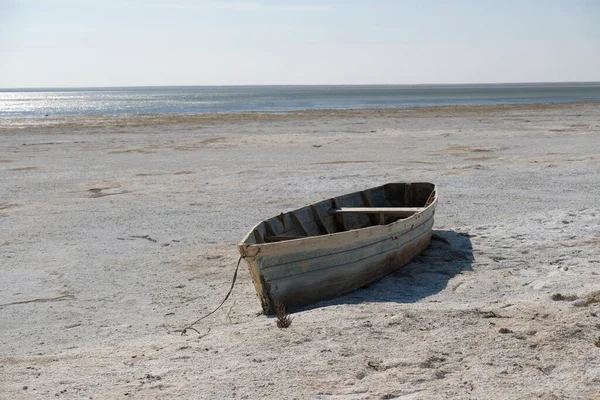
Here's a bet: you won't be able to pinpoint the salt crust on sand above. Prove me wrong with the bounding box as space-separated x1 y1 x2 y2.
1 104 599 399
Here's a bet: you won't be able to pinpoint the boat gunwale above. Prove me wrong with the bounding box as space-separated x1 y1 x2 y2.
238 184 437 252
260 211 436 273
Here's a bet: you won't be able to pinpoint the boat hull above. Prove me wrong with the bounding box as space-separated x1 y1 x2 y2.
238 185 436 313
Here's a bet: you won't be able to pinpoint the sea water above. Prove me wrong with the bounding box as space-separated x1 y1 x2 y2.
1 83 599 119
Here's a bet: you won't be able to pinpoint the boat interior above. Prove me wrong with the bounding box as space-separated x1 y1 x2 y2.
244 182 436 244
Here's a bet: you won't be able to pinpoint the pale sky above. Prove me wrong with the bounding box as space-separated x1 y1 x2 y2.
1 0 599 88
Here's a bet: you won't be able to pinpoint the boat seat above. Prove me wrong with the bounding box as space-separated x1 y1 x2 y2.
329 207 425 225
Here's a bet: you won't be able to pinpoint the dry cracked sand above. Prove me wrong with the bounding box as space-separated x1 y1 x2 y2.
1 104 600 399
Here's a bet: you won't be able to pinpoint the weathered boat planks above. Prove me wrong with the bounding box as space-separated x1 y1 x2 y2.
238 182 437 314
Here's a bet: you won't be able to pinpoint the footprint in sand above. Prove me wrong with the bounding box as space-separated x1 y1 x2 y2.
7 166 40 171
0 202 19 210
85 182 129 198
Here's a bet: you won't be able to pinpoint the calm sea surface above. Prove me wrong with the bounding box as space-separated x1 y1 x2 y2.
1 83 600 119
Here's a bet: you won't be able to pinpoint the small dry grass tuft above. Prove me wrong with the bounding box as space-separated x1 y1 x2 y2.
275 301 293 328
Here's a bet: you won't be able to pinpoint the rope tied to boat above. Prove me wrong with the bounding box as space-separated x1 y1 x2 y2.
181 256 243 336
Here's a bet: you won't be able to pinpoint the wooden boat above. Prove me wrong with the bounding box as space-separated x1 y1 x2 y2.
238 182 437 314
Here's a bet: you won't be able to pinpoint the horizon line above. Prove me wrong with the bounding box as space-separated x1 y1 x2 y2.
1 81 600 92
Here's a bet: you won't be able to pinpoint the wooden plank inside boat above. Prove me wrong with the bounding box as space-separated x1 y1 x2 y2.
329 207 424 215
264 235 307 242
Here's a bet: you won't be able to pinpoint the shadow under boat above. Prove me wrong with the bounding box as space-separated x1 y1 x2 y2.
295 229 474 311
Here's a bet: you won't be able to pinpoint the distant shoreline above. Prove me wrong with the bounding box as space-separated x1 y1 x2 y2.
2 102 598 131
2 83 600 120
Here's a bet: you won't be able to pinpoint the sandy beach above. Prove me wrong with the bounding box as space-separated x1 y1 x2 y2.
1 103 599 399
